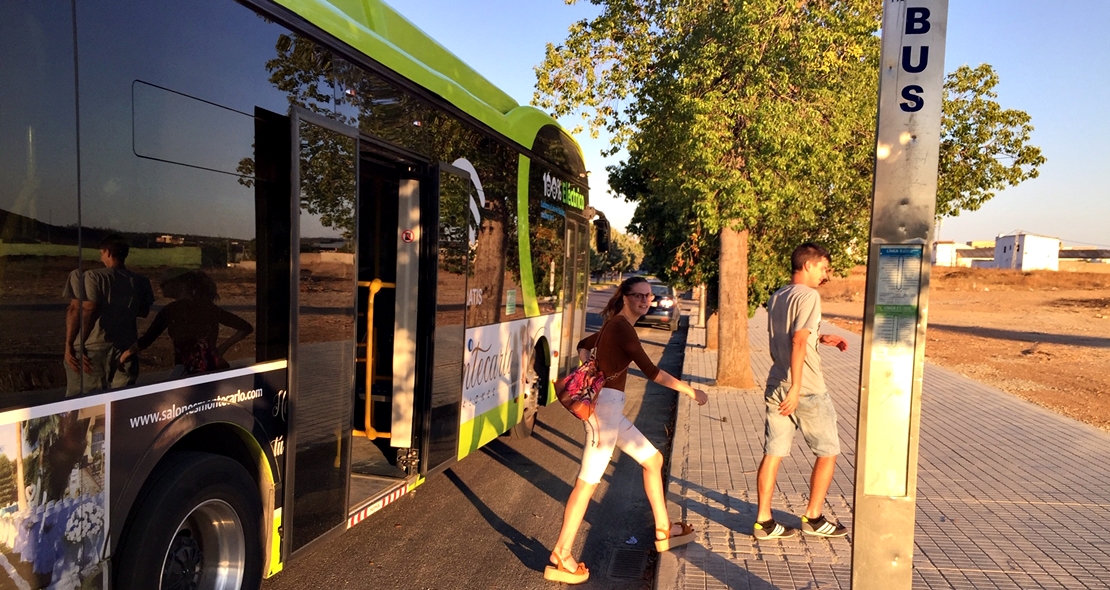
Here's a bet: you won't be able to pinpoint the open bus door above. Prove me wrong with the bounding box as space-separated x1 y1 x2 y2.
560 217 588 376
419 163 471 476
284 108 428 559
347 146 422 505
285 109 359 556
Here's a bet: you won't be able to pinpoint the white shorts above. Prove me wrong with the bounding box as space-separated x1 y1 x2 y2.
577 387 659 485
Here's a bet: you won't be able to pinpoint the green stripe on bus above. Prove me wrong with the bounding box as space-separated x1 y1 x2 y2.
517 155 540 317
269 509 283 576
228 425 282 576
277 0 582 153
545 379 556 407
457 396 524 460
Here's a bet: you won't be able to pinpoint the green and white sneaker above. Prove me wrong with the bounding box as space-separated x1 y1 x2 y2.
800 514 848 538
753 519 798 540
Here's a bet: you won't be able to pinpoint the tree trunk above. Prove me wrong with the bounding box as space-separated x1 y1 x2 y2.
706 313 718 350
696 283 707 327
716 225 756 388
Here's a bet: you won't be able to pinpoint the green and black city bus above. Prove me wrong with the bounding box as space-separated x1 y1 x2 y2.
0 0 605 586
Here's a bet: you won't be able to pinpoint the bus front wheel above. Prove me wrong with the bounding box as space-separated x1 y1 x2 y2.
115 452 263 590
512 345 550 439
512 406 537 439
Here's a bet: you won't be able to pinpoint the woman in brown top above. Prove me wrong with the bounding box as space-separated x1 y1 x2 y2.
546 277 708 584
121 270 253 376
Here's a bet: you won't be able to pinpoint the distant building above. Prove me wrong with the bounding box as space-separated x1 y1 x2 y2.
934 234 1108 272
958 247 997 268
994 232 1060 271
156 234 185 245
1059 248 1110 273
933 241 959 266
933 240 998 267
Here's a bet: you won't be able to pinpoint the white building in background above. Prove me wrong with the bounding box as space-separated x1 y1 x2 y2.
933 241 959 266
993 231 1060 271
932 241 997 267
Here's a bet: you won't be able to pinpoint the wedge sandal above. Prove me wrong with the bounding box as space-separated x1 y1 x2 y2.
655 521 695 552
543 550 589 584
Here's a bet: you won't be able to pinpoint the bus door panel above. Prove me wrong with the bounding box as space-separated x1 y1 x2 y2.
346 151 413 512
391 177 420 449
575 222 590 344
421 164 471 475
560 218 584 376
286 110 358 556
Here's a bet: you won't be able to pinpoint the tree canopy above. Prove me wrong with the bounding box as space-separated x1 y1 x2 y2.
536 1 1044 386
537 0 882 311
936 64 1046 218
536 2 1044 308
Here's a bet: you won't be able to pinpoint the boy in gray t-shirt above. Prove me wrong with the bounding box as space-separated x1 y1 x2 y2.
64 235 153 396
754 243 850 540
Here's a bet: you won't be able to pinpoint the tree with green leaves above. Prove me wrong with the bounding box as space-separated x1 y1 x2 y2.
537 2 1043 387
537 0 882 386
22 411 90 504
936 64 1046 219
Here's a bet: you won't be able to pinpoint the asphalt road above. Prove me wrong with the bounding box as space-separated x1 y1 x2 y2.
261 285 695 590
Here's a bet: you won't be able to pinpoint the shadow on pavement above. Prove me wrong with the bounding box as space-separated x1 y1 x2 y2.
479 437 602 507
534 419 584 450
683 544 784 590
443 468 551 573
824 312 1110 349
687 374 715 386
662 476 801 589
529 429 587 465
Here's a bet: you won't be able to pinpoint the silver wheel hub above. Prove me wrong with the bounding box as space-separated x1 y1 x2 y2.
162 499 245 590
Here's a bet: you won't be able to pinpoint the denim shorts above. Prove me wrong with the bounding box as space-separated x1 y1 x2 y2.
763 383 840 457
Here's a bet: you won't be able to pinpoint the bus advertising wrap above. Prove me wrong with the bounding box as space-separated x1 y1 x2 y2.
108 365 288 557
0 404 108 587
458 316 559 458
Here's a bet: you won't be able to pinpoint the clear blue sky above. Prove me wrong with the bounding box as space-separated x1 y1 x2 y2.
397 1 1110 248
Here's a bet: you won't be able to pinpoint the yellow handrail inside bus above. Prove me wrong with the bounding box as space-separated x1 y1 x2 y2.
353 279 396 440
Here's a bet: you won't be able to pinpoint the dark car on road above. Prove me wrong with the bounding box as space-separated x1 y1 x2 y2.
636 283 681 331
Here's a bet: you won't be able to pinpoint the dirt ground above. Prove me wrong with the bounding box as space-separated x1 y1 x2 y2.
818 266 1110 431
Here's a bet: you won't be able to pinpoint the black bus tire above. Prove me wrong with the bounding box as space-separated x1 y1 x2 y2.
511 407 537 439
512 345 550 439
114 451 263 590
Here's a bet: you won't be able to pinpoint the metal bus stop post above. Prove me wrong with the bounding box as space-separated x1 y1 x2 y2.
851 1 949 589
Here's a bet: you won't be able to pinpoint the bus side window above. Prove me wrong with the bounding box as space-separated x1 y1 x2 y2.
66 1 314 391
528 168 565 316
0 0 81 407
462 149 520 328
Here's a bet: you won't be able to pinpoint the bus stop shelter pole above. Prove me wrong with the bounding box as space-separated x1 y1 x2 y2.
851 2 949 589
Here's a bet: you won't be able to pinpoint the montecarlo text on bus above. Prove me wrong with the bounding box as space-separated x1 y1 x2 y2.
0 0 609 587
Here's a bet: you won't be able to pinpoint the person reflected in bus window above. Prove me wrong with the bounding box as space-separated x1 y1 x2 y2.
121 269 253 377
63 234 154 396
546 276 709 584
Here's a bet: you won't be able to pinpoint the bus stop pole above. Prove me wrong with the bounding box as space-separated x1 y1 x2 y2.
851 2 949 589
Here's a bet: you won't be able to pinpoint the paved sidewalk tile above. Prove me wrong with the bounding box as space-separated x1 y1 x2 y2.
659 310 1110 590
